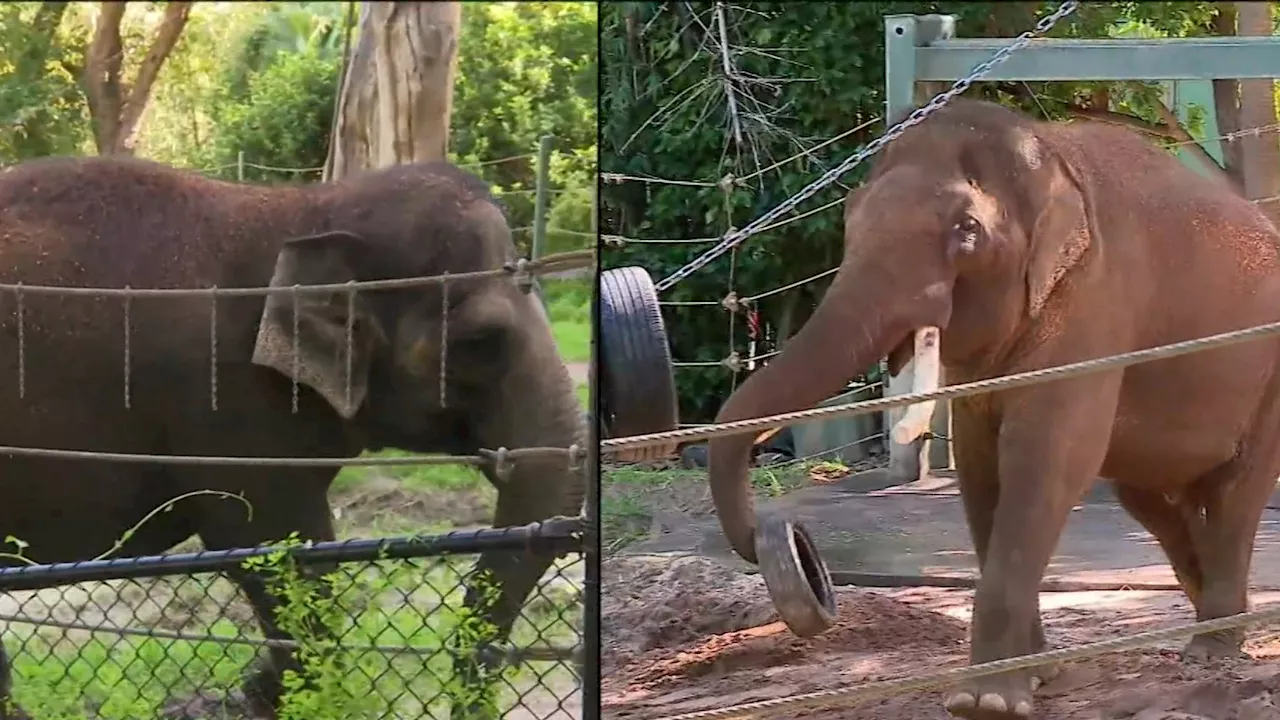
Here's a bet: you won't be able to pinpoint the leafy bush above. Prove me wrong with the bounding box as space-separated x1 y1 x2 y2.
206 47 339 185
545 185 594 255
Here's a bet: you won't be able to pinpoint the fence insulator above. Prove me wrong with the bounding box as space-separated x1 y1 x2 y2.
720 351 744 373
503 258 535 294
567 443 585 474
721 291 746 314
486 446 514 482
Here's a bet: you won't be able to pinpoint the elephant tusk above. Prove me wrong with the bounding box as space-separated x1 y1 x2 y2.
891 326 941 445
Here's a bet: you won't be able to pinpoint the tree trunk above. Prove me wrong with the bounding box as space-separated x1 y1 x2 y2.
324 1 462 182
1212 5 1244 193
1234 1 1280 222
82 1 192 156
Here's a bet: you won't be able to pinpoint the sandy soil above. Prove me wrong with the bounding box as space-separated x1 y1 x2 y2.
602 554 1280 720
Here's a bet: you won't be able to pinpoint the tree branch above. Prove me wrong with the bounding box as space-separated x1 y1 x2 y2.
84 1 126 154
15 2 69 77
1149 99 1233 186
114 1 193 155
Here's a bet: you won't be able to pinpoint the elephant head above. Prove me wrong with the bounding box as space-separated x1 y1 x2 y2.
249 163 586 521
707 99 1096 563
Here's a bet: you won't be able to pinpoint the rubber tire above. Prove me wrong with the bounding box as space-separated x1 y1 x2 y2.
599 266 680 463
756 516 837 637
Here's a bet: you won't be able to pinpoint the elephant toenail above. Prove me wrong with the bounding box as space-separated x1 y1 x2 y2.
1030 676 1042 691
978 693 1009 712
1014 700 1032 716
946 692 976 710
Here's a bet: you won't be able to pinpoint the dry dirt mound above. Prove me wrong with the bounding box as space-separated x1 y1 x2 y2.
602 555 1280 720
602 554 782 674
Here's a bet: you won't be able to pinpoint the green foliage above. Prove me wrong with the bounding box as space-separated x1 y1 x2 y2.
601 1 1223 421
546 185 595 256
452 2 597 190
242 536 383 720
0 3 89 161
206 47 340 184
1 1 599 246
4 538 580 719
450 2 599 255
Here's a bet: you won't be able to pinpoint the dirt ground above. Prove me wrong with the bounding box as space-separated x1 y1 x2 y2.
602 554 1280 720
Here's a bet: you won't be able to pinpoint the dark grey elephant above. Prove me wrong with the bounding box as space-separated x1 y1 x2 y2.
0 156 586 718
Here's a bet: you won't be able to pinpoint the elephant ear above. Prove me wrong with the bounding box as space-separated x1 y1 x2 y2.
1024 134 1094 319
252 231 386 418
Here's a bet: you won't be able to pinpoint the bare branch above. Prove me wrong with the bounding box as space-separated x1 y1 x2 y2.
84 1 126 154
114 1 193 155
1149 99 1233 186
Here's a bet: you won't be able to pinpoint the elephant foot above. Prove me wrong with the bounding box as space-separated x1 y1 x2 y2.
1182 630 1249 664
240 667 284 719
944 671 1034 720
159 690 255 720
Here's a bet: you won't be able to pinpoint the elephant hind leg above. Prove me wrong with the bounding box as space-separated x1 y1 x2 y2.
1179 455 1278 661
1113 484 1205 609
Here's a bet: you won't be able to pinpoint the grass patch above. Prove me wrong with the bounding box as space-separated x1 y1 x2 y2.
541 277 591 364
332 452 488 496
600 461 824 555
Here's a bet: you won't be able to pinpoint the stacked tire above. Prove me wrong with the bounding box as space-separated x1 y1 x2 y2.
599 267 680 462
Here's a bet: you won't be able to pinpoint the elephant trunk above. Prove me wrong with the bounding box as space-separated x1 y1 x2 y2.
707 268 908 564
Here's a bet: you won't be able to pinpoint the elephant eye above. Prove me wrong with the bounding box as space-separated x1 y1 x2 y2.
952 215 981 253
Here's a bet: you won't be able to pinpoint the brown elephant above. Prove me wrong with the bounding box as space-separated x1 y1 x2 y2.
0 156 585 719
706 98 1280 719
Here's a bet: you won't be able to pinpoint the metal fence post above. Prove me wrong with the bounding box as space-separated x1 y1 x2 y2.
531 135 554 260
882 14 955 485
236 150 245 183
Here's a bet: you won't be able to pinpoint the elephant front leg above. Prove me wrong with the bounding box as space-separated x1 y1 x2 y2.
952 405 1056 691
449 469 575 720
0 641 29 720
946 377 1119 720
229 563 341 717
449 549 561 720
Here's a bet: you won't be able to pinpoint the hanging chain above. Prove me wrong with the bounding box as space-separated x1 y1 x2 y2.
209 287 219 412
15 285 24 400
344 282 356 412
122 290 132 410
439 273 449 409
290 285 300 414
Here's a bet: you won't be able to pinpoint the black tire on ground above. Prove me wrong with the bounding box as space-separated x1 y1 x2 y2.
600 266 680 462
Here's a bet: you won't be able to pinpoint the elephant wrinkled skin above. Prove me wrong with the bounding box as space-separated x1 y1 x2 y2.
706 99 1280 719
0 157 585 719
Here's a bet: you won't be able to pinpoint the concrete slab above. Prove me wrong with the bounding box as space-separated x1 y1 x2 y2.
624 468 1280 588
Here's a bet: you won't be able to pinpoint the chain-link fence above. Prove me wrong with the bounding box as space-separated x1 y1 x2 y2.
0 521 586 720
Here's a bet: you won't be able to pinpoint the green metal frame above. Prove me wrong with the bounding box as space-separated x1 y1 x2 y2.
880 14 1280 483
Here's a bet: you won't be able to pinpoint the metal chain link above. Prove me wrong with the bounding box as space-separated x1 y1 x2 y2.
440 273 450 408
122 290 132 410
652 0 1081 293
344 282 356 411
15 284 24 400
209 286 219 411
290 285 301 414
